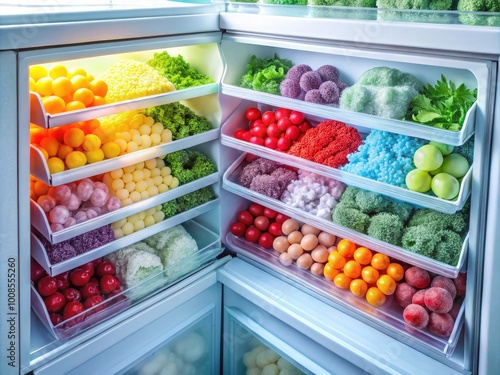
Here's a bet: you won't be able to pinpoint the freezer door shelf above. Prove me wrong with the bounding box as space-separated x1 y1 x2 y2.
28 256 229 375
218 257 465 375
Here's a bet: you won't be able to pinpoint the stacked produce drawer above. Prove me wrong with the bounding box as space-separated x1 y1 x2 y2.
217 33 489 358
23 33 225 341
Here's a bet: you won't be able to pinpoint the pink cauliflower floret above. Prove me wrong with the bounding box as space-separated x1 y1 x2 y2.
93 181 109 195
286 64 313 82
316 64 340 83
250 174 283 199
319 81 341 104
300 71 323 92
83 208 98 220
49 205 70 225
48 185 71 203
50 223 64 232
89 188 108 208
280 79 302 99
304 89 325 104
106 196 122 212
73 210 88 224
62 193 81 211
76 179 94 201
37 195 56 213
63 217 77 228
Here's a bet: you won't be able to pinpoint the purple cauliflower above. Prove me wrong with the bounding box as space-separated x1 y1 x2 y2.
280 78 302 99
286 64 313 82
249 174 283 199
304 89 325 104
300 71 323 92
48 242 78 264
316 65 340 83
319 81 341 104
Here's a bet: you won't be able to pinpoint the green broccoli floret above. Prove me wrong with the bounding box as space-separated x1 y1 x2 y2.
385 199 414 222
367 213 404 245
309 0 375 5
308 0 377 19
331 202 371 233
377 0 452 9
435 229 463 265
338 186 361 206
165 150 217 185
407 208 467 233
161 187 216 219
376 0 455 23
401 225 439 258
142 102 213 140
240 54 293 95
146 51 214 90
457 0 500 26
339 67 423 119
354 189 389 213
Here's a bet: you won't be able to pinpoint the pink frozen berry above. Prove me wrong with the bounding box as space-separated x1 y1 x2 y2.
393 282 417 309
37 195 56 213
424 287 453 313
48 205 70 225
63 217 76 228
84 208 98 220
427 312 454 337
50 223 64 232
403 304 429 329
48 185 71 203
62 193 82 211
93 181 109 195
453 273 467 298
411 288 428 309
76 179 94 201
73 210 88 224
405 266 431 289
430 275 457 300
106 196 121 212
89 189 108 208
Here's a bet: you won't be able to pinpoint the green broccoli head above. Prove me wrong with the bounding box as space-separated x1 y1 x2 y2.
377 0 452 9
385 199 414 222
367 213 404 245
401 225 439 258
435 229 463 265
331 203 371 233
407 208 467 233
354 189 390 213
457 0 500 25
165 150 217 185
339 67 423 119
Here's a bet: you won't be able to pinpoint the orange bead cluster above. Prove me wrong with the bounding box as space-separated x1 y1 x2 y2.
323 238 405 307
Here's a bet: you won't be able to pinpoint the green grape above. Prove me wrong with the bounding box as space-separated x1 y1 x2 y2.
431 173 460 200
413 145 444 171
441 154 469 179
406 169 432 193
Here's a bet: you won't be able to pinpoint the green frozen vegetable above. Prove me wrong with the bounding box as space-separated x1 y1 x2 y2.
261 0 308 5
331 202 372 233
240 54 293 95
457 0 500 26
355 190 390 213
339 66 423 119
407 208 467 233
309 0 375 5
161 187 216 219
367 212 404 245
142 102 213 140
147 51 214 90
164 150 217 185
376 0 455 23
405 75 477 131
376 0 453 10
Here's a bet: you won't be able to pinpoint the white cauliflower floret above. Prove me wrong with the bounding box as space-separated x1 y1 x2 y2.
256 349 281 368
124 250 163 289
243 346 267 368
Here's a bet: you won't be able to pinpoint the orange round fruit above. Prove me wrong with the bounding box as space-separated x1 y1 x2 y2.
65 150 87 169
366 287 387 307
39 136 59 157
73 88 94 106
333 273 352 289
33 180 50 197
327 251 346 270
361 266 380 284
350 278 368 298
52 76 72 97
48 64 68 79
386 263 405 282
90 79 108 97
65 100 86 112
353 247 373 265
337 239 356 258
57 144 74 160
376 275 397 295
70 74 91 92
90 96 106 107
42 95 66 114
63 127 85 148
371 253 391 271
343 260 362 279
68 67 87 78
323 263 340 281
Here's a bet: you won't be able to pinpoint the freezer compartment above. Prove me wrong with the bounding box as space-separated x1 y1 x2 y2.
32 197 220 276
223 154 468 278
31 219 223 340
220 37 482 146
226 234 465 357
221 100 472 214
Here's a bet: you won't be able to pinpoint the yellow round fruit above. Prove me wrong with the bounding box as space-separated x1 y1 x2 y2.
52 76 72 97
35 145 49 161
47 157 65 174
72 88 94 106
82 134 102 151
84 149 105 164
90 79 108 97
36 76 54 96
65 150 87 169
68 67 87 78
39 136 59 157
350 279 368 298
29 65 48 81
65 100 86 112
70 74 91 92
376 275 397 295
63 127 85 148
49 64 68 79
29 77 36 92
42 96 66 115
366 287 387 307
101 141 121 159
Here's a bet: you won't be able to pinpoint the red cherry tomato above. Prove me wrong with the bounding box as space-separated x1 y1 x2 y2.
230 221 247 237
250 119 265 129
277 136 292 151
37 275 58 297
275 108 292 121
96 262 116 278
99 274 118 294
241 131 253 142
251 125 267 138
80 282 100 299
285 125 300 140
63 301 84 321
60 287 81 302
261 111 276 126
298 120 312 133
249 136 264 146
277 117 292 132
245 227 262 243
54 272 70 291
268 222 283 237
31 258 47 283
83 295 105 313
258 233 275 249
237 210 254 226
289 111 305 125
245 107 262 121
264 136 279 149
69 268 91 287
234 128 246 140
248 203 265 217
253 215 270 231
44 292 66 313
266 123 282 138
49 313 63 326
80 262 95 277
263 207 278 219
275 213 290 224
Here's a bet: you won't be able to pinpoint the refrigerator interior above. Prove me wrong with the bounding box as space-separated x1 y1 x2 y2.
1 2 499 375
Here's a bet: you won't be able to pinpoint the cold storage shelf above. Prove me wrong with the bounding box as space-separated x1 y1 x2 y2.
220 101 472 214
31 219 223 340
222 154 468 278
225 233 465 357
30 128 220 186
31 173 219 244
31 198 220 276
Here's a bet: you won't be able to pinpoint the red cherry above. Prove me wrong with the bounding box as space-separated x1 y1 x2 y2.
266 123 282 138
277 117 292 131
80 282 100 299
49 313 63 326
241 131 253 142
277 136 292 151
80 262 95 277
99 274 118 294
251 125 267 138
69 269 91 287
83 295 105 313
31 258 47 283
44 292 66 313
60 287 81 302
234 128 246 140
285 125 300 140
54 272 70 291
249 136 264 146
261 111 276 126
264 137 279 149
298 120 312 133
62 301 84 321
96 262 115 278
37 275 58 297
